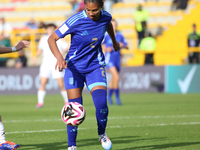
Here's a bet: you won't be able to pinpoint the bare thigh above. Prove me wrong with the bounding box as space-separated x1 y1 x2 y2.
67 87 84 99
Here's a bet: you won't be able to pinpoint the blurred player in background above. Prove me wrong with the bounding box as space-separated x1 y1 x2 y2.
33 23 68 108
0 40 29 150
103 19 128 105
48 0 120 149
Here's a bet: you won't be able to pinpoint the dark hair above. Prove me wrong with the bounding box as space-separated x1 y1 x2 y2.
45 23 57 29
84 0 104 8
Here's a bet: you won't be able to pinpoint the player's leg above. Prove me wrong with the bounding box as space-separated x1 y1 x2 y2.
64 68 84 149
0 115 5 144
86 67 112 150
106 60 115 105
53 70 68 104
56 78 68 104
36 77 49 108
0 115 20 150
108 66 121 105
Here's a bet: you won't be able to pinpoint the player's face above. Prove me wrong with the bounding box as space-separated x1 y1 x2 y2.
47 26 55 35
85 2 102 21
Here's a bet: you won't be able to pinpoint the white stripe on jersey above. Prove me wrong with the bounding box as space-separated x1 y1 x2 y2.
67 12 85 26
67 13 84 24
69 15 85 26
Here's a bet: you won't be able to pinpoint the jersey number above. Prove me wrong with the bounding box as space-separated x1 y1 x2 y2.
90 38 98 48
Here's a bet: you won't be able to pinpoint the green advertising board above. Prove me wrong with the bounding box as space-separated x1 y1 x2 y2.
166 65 200 93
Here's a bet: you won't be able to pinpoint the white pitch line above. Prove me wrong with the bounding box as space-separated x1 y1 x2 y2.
3 115 200 123
5 122 200 135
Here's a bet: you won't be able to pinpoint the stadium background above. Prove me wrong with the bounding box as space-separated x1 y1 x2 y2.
0 1 200 150
0 0 200 94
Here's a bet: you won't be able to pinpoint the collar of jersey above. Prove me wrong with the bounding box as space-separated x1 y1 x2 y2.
83 10 103 22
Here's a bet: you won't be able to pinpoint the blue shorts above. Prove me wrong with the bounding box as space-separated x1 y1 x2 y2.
105 53 120 72
64 67 107 92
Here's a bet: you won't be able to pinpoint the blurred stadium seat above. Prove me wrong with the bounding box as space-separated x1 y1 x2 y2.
0 0 200 66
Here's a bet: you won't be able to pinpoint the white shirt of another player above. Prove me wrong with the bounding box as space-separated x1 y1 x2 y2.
38 34 68 66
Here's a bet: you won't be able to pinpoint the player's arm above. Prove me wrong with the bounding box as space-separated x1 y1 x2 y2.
0 40 29 54
48 32 67 72
120 35 128 49
32 49 42 65
107 23 120 52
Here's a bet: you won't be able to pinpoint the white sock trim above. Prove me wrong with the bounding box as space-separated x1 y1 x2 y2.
38 91 46 104
60 91 68 103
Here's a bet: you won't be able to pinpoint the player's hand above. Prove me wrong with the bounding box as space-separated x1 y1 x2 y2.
55 57 67 72
113 41 120 52
15 40 30 51
119 42 124 48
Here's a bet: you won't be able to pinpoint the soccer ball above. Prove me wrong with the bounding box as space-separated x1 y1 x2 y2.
61 102 86 126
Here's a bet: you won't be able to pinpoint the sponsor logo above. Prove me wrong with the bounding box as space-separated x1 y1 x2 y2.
177 65 197 94
81 30 89 36
59 24 69 35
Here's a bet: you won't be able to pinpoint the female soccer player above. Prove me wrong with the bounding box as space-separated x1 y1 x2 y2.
0 40 29 150
103 19 128 105
33 23 68 108
48 0 119 149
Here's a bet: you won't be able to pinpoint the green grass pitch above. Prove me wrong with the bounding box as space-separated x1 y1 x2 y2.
0 93 200 150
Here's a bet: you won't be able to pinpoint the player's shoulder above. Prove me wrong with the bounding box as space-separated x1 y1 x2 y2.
66 10 87 27
101 10 112 18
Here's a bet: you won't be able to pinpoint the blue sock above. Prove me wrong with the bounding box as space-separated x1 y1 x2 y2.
67 97 83 147
114 88 120 99
92 89 108 135
108 88 114 98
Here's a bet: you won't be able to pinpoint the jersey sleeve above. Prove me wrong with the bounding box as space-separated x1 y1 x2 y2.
55 20 74 38
121 34 128 47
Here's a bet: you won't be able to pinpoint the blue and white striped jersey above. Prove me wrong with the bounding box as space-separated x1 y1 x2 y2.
55 10 112 73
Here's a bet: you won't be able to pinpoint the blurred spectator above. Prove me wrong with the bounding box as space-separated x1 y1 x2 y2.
171 0 189 11
155 25 164 37
38 21 46 29
188 24 200 64
15 50 27 69
139 33 156 64
104 0 114 13
0 17 12 39
77 0 85 12
70 0 79 15
133 4 149 47
171 0 178 11
0 33 11 67
177 0 189 10
25 18 38 29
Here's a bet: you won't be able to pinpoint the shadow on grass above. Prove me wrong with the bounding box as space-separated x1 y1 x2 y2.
117 141 200 150
21 135 167 149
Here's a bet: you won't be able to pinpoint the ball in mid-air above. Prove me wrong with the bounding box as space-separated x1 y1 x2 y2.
61 102 86 126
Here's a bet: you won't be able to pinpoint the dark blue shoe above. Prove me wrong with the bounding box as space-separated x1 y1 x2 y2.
116 98 122 105
0 141 20 150
107 97 113 105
